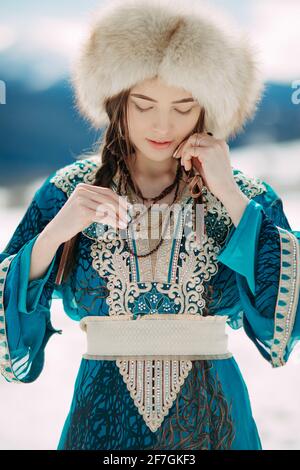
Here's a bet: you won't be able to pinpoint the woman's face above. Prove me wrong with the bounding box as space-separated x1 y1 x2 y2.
127 76 201 164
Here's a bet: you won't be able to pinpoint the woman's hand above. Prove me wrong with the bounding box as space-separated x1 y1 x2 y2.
172 132 238 202
173 132 250 226
29 183 130 281
43 183 130 245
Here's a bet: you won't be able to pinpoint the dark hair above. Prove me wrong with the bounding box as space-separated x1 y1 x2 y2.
61 86 207 288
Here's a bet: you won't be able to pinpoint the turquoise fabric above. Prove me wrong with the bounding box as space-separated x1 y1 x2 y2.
218 199 263 296
18 235 57 314
216 191 300 366
0 164 299 450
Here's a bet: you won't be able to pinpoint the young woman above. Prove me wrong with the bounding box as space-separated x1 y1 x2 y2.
1 0 299 450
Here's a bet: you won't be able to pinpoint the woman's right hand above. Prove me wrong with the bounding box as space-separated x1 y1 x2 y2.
43 182 131 245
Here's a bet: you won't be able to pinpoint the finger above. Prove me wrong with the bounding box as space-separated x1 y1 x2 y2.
95 204 130 224
172 137 190 158
77 186 130 214
81 206 125 230
182 138 214 168
81 197 129 223
181 144 206 171
77 183 129 211
189 133 214 147
173 133 211 160
180 151 194 171
189 131 218 145
93 211 128 229
83 206 125 228
78 191 129 222
172 142 185 158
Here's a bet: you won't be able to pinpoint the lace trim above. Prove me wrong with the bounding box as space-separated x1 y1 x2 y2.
49 155 101 197
117 358 192 432
0 254 23 383
270 228 300 367
49 156 268 432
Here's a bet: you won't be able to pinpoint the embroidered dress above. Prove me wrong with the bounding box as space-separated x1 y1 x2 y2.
0 155 299 450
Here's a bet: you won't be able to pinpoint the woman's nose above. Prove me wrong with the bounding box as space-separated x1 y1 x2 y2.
152 115 172 134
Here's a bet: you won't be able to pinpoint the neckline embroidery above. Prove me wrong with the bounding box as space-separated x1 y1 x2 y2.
49 155 268 432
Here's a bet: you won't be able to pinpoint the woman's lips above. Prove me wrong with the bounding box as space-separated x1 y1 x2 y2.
146 138 173 148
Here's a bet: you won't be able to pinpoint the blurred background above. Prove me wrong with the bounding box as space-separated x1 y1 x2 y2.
0 0 300 450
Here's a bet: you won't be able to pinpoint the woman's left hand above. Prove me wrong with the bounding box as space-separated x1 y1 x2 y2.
172 132 238 203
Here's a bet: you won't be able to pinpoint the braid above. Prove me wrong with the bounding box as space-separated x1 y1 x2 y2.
60 89 134 284
58 92 215 316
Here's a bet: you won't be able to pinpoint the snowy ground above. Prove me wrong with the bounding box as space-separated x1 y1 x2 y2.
0 142 299 450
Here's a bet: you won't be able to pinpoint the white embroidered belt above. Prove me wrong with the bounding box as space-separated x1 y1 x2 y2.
79 313 233 360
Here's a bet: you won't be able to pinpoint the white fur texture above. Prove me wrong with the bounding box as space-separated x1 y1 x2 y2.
70 0 265 140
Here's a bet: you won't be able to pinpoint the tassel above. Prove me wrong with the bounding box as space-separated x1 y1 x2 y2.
188 174 206 247
188 173 203 198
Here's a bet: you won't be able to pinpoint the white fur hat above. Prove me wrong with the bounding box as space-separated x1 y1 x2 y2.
70 0 265 140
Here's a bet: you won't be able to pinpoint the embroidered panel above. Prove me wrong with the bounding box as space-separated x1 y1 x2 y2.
270 227 300 367
0 254 23 383
50 156 267 431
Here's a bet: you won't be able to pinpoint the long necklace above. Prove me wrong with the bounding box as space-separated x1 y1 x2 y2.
118 161 183 258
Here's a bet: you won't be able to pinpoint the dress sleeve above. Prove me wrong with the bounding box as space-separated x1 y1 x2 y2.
0 174 68 383
216 182 300 368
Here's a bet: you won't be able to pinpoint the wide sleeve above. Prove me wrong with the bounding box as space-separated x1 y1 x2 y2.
216 182 300 368
0 174 68 384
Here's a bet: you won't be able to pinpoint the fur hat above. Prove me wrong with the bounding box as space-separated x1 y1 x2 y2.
70 0 265 140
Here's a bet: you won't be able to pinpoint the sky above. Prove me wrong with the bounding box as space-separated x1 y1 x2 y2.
0 0 299 90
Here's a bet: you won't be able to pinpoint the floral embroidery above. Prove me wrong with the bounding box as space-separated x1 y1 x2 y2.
50 155 101 196
49 155 268 432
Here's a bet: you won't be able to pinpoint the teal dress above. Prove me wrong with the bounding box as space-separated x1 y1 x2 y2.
0 156 299 450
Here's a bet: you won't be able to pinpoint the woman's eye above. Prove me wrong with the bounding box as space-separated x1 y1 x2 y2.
133 102 192 114
134 103 152 112
176 108 193 115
